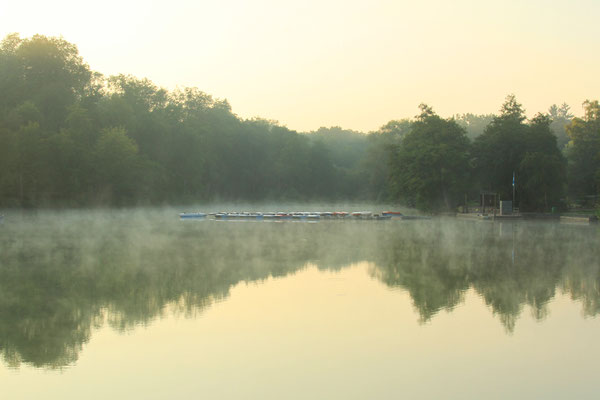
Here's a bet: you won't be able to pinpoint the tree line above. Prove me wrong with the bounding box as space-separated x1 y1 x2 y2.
1 34 598 211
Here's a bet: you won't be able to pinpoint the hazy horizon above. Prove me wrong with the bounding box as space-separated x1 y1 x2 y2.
2 0 599 132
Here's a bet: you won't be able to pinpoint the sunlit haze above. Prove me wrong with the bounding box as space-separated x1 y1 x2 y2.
2 0 599 131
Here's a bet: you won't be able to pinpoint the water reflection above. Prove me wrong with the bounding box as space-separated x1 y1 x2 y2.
0 210 598 368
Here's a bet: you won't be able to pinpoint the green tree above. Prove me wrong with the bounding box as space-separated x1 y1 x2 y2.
306 127 367 170
518 151 565 211
473 96 566 211
389 105 471 211
454 113 495 140
305 126 368 198
360 119 411 201
93 127 143 204
548 102 573 151
566 100 600 200
472 95 527 200
517 114 566 211
6 34 91 131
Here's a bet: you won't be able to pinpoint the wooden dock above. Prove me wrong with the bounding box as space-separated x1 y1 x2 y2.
560 216 598 224
456 213 523 221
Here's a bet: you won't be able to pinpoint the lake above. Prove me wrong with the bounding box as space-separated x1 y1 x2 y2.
1 207 599 399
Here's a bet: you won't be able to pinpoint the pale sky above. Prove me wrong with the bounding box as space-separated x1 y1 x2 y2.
1 0 599 132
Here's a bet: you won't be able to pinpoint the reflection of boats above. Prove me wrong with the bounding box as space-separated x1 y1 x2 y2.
401 215 431 220
383 211 403 218
350 212 392 220
179 212 207 219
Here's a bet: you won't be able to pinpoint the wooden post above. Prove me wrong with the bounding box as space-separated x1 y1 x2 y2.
482 193 485 214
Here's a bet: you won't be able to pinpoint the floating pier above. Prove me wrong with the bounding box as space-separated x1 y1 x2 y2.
456 212 522 221
179 211 414 221
560 215 598 224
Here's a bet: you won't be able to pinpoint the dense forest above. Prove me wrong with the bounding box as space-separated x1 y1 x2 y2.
1 34 599 211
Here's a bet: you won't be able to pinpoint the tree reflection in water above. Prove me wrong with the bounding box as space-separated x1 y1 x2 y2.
0 210 598 368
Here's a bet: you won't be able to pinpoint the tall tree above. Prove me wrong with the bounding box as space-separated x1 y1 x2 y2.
93 127 144 204
566 100 600 200
389 105 470 211
548 102 573 150
473 96 566 211
518 114 566 211
9 34 91 131
473 95 530 201
360 119 411 201
454 113 495 140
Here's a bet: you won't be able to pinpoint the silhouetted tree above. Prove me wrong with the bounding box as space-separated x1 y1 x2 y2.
389 105 471 211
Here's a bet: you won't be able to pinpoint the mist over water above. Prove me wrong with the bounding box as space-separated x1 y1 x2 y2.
1 206 599 398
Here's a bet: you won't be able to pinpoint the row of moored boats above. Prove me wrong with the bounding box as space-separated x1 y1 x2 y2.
179 211 412 220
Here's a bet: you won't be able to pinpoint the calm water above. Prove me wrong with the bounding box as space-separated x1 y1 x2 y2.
1 207 599 399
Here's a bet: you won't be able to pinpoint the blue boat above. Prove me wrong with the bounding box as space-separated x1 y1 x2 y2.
179 212 207 219
382 211 403 218
373 214 392 220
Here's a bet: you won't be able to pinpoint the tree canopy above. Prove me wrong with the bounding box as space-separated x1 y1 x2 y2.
389 105 470 211
472 95 566 211
566 100 600 201
0 34 596 212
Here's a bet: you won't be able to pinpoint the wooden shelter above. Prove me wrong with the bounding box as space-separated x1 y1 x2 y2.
480 190 497 214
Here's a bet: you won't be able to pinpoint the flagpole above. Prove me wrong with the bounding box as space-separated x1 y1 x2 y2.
512 171 515 211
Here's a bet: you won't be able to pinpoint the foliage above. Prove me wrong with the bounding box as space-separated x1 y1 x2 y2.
565 100 600 199
0 35 595 211
547 102 573 151
472 95 566 211
453 113 495 140
0 35 345 206
359 119 411 201
305 126 368 198
389 105 471 211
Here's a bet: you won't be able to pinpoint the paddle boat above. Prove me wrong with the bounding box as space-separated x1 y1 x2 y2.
179 212 207 219
351 211 373 219
185 210 404 222
382 211 403 218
